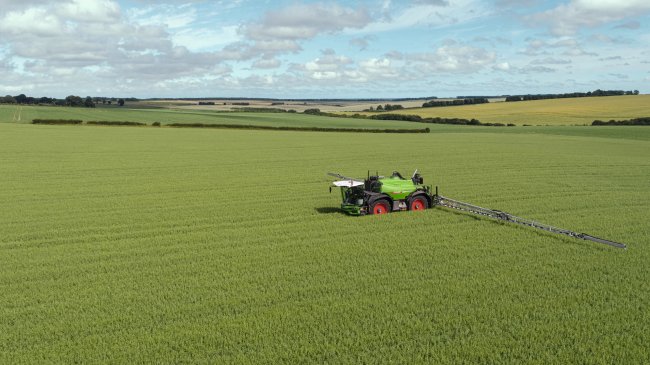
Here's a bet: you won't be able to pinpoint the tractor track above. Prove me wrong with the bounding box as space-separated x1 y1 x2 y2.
12 105 22 122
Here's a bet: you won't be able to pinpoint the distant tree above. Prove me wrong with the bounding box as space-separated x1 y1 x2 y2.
118 98 125 106
14 94 28 104
65 95 84 107
383 104 404 111
84 96 95 108
1 95 17 104
376 104 383 111
634 90 640 95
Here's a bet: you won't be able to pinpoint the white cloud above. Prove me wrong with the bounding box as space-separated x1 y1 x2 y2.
0 0 228 94
128 5 197 29
0 7 64 35
520 65 556 73
304 50 352 73
252 58 281 69
495 0 539 7
528 0 650 35
59 0 121 23
227 2 372 61
413 0 448 5
349 36 375 51
615 20 640 30
243 3 371 41
360 0 487 34
290 50 401 85
493 62 511 71
520 37 597 58
0 0 646 98
356 58 400 80
530 57 571 65
575 0 649 11
172 26 241 52
409 45 496 73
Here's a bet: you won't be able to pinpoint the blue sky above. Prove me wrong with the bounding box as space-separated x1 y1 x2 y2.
0 0 648 98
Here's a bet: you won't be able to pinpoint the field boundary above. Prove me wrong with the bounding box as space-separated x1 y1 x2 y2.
592 117 650 126
31 119 430 133
166 122 429 133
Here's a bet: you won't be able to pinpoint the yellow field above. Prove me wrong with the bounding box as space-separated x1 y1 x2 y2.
377 95 650 126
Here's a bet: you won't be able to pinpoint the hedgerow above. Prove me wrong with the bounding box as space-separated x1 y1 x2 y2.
298 109 513 127
231 107 287 113
86 121 147 126
592 117 650 126
368 113 502 126
32 119 83 125
166 122 429 133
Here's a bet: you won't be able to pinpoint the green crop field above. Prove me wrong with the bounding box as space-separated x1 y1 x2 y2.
375 95 650 126
1 121 649 363
0 104 424 130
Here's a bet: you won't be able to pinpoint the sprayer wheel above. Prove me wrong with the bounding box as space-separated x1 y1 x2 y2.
409 196 428 211
370 200 390 215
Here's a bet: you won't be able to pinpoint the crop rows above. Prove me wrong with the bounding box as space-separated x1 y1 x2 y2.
1 123 649 363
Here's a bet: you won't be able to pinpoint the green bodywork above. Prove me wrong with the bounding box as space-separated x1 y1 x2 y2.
334 173 432 215
339 187 364 215
379 176 420 199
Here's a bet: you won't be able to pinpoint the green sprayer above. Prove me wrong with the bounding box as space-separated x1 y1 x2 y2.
328 170 626 249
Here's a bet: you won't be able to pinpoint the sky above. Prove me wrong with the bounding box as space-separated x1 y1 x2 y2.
0 0 648 98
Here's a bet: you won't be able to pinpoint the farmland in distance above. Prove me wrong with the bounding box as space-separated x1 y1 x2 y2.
0 104 425 130
3 94 649 128
1 122 649 363
376 94 650 126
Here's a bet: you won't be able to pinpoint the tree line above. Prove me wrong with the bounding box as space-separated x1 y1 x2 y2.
0 94 130 107
364 104 404 112
422 98 489 108
301 108 512 127
592 117 650 126
368 113 513 126
505 89 639 102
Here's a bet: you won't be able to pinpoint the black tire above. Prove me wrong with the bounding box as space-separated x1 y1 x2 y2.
369 199 391 215
408 195 428 211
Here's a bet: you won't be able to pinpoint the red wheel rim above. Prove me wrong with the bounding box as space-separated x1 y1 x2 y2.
373 202 389 214
411 199 425 211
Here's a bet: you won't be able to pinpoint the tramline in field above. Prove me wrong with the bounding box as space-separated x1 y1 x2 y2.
328 170 627 249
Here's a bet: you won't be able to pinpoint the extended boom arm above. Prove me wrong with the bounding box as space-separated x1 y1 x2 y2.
434 195 626 249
